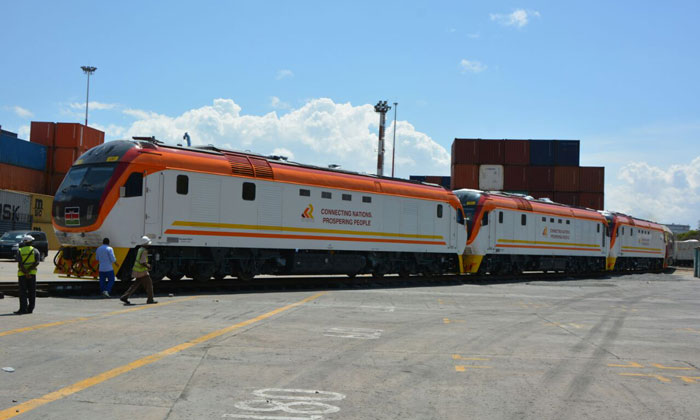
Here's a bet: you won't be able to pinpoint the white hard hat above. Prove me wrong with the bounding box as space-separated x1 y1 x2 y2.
22 235 34 242
139 236 152 246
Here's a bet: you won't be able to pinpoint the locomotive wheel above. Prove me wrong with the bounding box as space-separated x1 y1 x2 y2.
236 270 255 282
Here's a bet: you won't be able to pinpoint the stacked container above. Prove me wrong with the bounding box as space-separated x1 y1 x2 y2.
409 175 451 189
0 128 47 194
451 138 605 210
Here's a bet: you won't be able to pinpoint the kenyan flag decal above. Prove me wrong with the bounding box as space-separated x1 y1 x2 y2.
65 207 80 226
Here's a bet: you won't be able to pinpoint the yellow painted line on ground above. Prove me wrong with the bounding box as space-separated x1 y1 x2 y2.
0 291 326 420
0 297 198 338
453 355 490 361
443 318 466 324
455 365 492 372
651 363 693 370
676 376 700 383
608 362 643 368
619 373 671 383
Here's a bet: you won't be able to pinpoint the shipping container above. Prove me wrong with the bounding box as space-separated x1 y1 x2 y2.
527 166 555 191
579 166 605 193
579 192 604 210
530 191 554 201
0 134 48 171
1 128 18 138
30 193 53 224
529 140 555 166
503 165 528 191
49 172 67 196
0 189 32 229
425 176 443 184
441 176 451 189
53 148 79 173
0 163 45 194
55 123 85 148
479 165 504 190
409 175 426 182
451 164 479 190
30 222 61 250
30 121 56 147
504 140 530 165
554 140 580 166
478 140 505 164
553 192 579 207
452 138 479 164
554 166 580 192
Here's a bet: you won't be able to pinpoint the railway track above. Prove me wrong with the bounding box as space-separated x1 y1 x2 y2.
0 269 631 297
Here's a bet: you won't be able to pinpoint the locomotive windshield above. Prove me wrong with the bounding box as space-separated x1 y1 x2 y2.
53 163 118 227
453 190 482 237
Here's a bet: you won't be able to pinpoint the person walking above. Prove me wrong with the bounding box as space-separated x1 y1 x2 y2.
15 235 40 314
96 238 118 297
120 236 157 305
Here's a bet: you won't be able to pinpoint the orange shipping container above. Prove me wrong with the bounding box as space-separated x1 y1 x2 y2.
554 166 580 192
55 123 85 148
0 163 45 194
53 148 79 173
579 192 604 210
49 172 67 196
579 167 605 193
451 164 479 190
30 121 55 146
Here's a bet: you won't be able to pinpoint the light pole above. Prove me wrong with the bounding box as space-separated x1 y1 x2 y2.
374 100 391 176
391 102 398 178
81 66 97 126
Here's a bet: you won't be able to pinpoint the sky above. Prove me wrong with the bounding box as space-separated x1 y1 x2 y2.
1 1 699 228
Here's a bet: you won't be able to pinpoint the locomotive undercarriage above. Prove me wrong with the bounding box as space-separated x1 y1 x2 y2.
613 257 664 272
477 254 606 275
117 246 459 282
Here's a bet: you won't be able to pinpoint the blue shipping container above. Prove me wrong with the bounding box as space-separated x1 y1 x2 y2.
0 134 48 171
409 175 427 182
441 176 451 188
529 140 555 166
554 140 580 166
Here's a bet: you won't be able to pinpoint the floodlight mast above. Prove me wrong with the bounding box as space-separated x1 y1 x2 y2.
81 66 97 126
391 102 398 177
374 100 391 176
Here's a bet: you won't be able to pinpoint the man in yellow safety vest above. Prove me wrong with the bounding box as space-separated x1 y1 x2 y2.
15 235 41 314
119 236 157 305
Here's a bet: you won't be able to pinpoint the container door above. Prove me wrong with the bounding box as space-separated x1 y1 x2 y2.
144 172 163 237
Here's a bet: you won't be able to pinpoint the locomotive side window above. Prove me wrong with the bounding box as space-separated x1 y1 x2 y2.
566 220 570 225
558 219 562 224
521 214 526 225
176 175 189 195
597 224 600 233
123 172 143 197
631 228 634 236
542 217 546 222
342 194 352 201
498 212 503 223
482 211 489 226
550 218 554 223
322 191 332 199
437 204 443 218
242 182 256 201
363 196 372 203
299 189 310 197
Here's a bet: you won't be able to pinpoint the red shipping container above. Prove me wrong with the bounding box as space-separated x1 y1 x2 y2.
55 123 85 148
554 166 580 192
530 191 554 200
503 166 528 190
527 166 554 191
84 125 105 149
553 192 579 206
53 148 79 173
49 172 67 196
579 192 604 210
579 167 605 193
425 176 443 184
451 164 479 190
30 122 55 147
478 140 504 164
452 139 479 164
0 163 45 194
504 140 530 165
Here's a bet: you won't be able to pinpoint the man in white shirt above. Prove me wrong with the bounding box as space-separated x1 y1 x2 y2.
95 238 117 298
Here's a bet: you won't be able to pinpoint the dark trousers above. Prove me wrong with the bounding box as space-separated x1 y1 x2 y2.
121 274 154 302
18 274 36 313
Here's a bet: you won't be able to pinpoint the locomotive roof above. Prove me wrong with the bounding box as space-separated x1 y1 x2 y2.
78 139 458 204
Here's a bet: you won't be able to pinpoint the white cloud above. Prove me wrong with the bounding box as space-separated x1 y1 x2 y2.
69 101 117 111
460 59 487 73
606 157 700 225
117 98 451 178
270 96 291 110
276 69 294 80
13 106 33 118
490 9 540 28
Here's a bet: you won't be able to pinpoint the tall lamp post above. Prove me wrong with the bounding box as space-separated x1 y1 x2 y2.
391 102 398 177
374 100 391 176
81 66 97 126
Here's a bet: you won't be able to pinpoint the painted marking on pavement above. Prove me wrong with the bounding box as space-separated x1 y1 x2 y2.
0 296 198 338
608 361 643 368
619 373 671 383
455 365 492 372
443 318 466 324
0 292 326 420
453 354 489 361
323 327 382 339
676 376 700 383
651 363 693 370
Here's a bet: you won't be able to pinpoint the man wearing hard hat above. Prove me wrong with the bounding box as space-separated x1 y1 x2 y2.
14 235 41 314
120 236 157 305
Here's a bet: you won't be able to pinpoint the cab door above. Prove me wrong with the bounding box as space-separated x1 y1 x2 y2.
144 172 163 238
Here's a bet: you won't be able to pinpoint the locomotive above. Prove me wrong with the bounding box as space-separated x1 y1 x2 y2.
52 138 467 281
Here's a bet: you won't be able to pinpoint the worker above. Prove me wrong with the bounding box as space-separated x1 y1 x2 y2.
96 237 117 297
120 236 157 305
15 235 40 314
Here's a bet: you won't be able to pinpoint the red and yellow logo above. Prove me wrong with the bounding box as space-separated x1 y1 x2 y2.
301 204 314 219
542 227 548 236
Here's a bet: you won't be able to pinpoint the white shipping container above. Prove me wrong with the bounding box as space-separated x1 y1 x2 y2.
0 189 32 233
479 165 504 191
675 239 699 264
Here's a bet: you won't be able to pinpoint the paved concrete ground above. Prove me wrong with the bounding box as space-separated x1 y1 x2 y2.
0 267 698 419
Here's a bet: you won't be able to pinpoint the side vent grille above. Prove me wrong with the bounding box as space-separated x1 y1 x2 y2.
249 157 274 179
226 155 254 177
